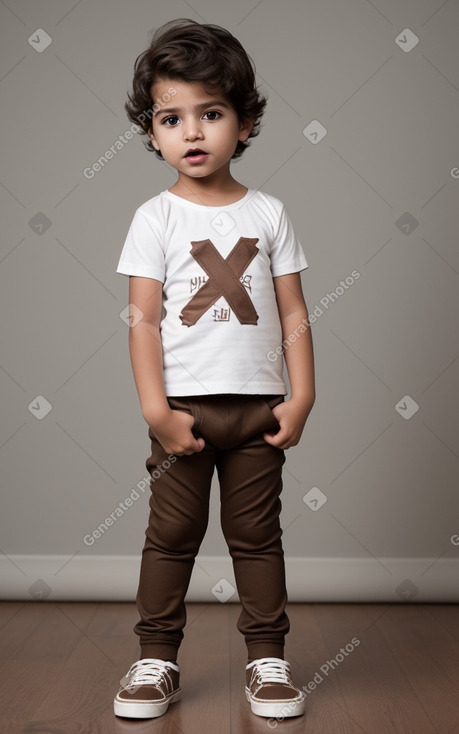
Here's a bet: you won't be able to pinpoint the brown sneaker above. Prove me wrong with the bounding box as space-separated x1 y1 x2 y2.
114 658 181 718
245 657 305 718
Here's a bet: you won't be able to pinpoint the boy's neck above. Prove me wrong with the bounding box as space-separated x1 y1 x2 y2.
168 170 248 207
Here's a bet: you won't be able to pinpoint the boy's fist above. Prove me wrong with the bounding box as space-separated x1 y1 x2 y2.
148 409 205 456
262 398 313 450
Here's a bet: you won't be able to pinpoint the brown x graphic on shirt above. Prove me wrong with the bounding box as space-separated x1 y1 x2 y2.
180 237 259 327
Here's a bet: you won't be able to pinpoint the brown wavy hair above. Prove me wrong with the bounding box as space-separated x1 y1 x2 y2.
125 18 267 159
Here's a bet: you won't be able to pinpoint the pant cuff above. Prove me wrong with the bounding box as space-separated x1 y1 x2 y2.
140 643 179 662
247 642 284 660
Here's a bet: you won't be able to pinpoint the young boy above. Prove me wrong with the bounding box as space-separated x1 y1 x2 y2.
114 18 315 720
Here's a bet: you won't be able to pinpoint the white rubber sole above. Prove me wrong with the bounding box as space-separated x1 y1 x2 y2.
245 688 305 718
114 688 181 718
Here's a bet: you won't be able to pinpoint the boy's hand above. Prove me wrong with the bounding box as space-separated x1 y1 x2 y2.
147 409 205 456
262 398 313 450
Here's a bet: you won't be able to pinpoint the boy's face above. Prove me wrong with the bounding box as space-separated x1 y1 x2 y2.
149 79 253 181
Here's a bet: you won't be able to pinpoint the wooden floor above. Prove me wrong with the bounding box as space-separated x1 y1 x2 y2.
1 602 459 733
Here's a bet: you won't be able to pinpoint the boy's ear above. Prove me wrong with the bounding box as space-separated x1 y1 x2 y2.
148 128 160 151
238 117 254 142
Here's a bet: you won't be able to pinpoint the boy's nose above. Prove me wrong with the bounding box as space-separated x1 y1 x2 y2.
184 130 203 141
184 120 204 141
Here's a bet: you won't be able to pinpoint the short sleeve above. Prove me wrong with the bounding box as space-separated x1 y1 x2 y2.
269 204 308 277
116 209 165 282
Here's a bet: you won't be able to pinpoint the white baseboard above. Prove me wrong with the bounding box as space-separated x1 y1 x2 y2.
1 555 457 602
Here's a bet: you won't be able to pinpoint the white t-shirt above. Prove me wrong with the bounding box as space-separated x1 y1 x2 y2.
116 188 308 396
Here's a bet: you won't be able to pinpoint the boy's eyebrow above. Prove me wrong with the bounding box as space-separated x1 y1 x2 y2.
154 100 231 116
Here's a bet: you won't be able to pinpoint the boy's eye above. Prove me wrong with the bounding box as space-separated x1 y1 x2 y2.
163 116 180 126
203 110 221 121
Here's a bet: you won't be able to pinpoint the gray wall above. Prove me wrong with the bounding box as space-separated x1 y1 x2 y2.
1 0 458 602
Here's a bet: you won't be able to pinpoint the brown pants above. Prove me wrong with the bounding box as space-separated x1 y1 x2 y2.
134 394 290 662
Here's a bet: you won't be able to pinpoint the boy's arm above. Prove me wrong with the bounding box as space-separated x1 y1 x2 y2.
127 276 205 455
263 272 315 450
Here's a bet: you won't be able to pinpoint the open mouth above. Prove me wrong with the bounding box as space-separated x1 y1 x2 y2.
185 148 208 162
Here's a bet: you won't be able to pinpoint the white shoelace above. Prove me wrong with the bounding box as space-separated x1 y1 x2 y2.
125 659 175 688
249 657 292 685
